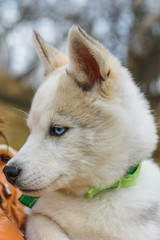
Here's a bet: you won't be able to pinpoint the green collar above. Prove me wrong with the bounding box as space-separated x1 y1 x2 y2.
19 163 142 208
88 162 142 198
18 194 40 208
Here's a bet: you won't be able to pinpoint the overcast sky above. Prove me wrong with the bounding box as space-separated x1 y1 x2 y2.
0 0 160 88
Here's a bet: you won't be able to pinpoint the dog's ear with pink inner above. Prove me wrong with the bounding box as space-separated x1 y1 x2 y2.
68 25 109 89
32 31 68 75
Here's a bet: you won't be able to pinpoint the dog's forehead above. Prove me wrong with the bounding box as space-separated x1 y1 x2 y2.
27 70 63 127
27 68 87 128
33 72 61 108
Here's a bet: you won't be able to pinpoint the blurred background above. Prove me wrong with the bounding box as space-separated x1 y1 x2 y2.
0 0 160 163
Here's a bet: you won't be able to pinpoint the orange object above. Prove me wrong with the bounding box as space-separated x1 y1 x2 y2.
0 145 27 240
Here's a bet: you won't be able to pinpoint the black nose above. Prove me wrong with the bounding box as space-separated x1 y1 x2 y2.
3 166 21 185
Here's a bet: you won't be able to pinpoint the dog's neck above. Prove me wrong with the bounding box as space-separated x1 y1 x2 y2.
60 180 93 196
60 163 142 197
19 163 142 208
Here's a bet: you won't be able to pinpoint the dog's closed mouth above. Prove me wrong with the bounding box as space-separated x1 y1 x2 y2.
19 174 64 194
20 188 43 193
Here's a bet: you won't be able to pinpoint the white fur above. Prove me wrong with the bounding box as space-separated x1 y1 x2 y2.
6 26 160 239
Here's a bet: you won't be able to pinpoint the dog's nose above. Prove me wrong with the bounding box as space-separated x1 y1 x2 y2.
3 166 21 184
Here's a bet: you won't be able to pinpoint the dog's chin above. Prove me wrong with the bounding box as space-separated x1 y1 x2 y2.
20 188 46 197
19 183 58 196
18 179 62 197
17 174 68 196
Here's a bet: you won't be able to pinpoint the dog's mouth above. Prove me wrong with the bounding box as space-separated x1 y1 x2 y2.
18 185 48 196
18 174 64 195
19 187 45 193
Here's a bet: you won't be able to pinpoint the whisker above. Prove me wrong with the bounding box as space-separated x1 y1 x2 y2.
12 107 29 118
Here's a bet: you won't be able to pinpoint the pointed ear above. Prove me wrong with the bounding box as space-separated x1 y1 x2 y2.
68 25 109 89
32 30 68 75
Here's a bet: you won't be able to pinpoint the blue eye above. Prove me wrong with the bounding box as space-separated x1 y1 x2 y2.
49 126 69 137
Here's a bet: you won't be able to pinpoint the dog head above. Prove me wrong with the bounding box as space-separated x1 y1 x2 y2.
4 25 158 196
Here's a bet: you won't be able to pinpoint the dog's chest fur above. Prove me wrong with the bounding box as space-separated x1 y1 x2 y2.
31 160 160 240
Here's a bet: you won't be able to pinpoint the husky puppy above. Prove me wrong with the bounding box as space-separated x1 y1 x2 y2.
3 25 160 240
